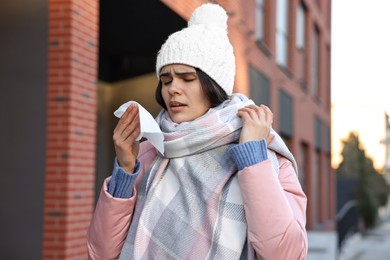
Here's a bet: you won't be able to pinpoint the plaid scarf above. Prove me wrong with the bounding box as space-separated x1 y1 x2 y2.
119 94 297 260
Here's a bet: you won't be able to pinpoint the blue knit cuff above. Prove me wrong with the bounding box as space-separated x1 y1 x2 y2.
229 140 268 171
108 159 140 198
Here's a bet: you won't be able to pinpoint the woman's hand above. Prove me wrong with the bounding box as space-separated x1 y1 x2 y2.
237 104 273 144
113 104 140 173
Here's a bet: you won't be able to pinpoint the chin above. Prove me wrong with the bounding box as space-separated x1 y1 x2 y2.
169 114 192 124
171 117 186 124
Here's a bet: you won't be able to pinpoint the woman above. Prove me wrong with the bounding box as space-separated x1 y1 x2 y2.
88 3 307 260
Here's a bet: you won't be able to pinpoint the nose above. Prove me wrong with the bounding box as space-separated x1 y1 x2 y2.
168 79 182 95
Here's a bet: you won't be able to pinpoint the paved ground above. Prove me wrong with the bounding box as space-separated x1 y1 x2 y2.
307 231 337 260
339 216 390 260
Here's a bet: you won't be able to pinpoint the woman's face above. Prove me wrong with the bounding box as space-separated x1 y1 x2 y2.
160 64 211 123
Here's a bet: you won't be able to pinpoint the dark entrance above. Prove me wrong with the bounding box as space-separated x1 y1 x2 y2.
96 0 186 200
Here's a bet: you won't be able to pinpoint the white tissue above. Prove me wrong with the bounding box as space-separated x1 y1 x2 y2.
114 101 164 154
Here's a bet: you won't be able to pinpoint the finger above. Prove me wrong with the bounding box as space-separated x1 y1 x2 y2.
122 104 134 117
238 105 262 121
261 104 273 125
113 105 139 144
119 105 139 136
237 109 257 122
114 105 134 133
248 105 267 119
239 104 260 113
123 113 141 142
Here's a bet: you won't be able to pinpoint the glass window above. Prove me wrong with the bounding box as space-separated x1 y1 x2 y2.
324 155 330 219
326 45 331 109
279 89 293 137
276 0 289 66
324 124 330 153
299 142 309 191
249 66 270 106
315 116 322 150
312 27 320 96
255 0 265 41
317 0 322 10
296 3 305 49
313 151 321 225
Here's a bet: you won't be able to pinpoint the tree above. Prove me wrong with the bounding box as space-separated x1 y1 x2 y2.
336 132 390 230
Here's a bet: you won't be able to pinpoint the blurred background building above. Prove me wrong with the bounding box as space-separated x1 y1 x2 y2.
0 0 334 259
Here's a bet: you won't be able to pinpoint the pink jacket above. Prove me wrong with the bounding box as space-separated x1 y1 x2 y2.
87 142 308 260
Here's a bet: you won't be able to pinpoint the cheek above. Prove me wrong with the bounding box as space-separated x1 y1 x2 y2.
201 100 211 112
161 88 169 103
195 90 209 107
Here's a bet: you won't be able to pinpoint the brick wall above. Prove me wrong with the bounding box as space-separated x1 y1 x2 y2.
43 0 99 259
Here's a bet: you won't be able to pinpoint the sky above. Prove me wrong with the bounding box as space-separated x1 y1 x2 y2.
331 0 390 170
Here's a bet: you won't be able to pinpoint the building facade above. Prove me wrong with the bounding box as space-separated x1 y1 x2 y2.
0 0 333 259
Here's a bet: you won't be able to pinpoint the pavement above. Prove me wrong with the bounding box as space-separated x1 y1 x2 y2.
307 231 338 260
338 214 390 260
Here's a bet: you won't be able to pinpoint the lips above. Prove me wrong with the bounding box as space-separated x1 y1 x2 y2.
170 101 186 107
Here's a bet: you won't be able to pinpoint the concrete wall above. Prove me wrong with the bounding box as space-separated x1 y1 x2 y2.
0 0 48 258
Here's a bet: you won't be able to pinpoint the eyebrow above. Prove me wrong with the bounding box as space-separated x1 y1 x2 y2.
159 71 197 77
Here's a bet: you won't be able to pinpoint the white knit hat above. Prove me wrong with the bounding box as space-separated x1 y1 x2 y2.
156 3 235 95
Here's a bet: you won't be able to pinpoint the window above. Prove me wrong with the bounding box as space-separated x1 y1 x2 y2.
249 66 270 106
315 116 322 150
276 0 289 66
323 154 330 220
316 0 322 10
313 150 321 225
296 3 306 49
312 27 320 96
279 90 293 138
299 142 309 191
255 0 265 42
324 124 330 154
295 2 307 88
325 45 331 109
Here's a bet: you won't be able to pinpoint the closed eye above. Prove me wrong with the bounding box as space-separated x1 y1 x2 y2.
160 75 172 85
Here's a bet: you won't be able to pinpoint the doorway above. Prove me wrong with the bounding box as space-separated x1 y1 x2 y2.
96 0 186 200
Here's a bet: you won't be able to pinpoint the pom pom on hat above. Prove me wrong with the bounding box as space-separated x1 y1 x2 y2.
156 3 235 95
188 3 228 31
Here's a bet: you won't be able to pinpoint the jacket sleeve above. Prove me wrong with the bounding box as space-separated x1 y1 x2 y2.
238 156 308 260
87 177 137 260
87 141 157 259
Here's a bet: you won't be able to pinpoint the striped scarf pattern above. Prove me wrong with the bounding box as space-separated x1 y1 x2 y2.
119 94 296 259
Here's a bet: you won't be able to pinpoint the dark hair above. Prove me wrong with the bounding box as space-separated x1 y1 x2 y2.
155 68 229 110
